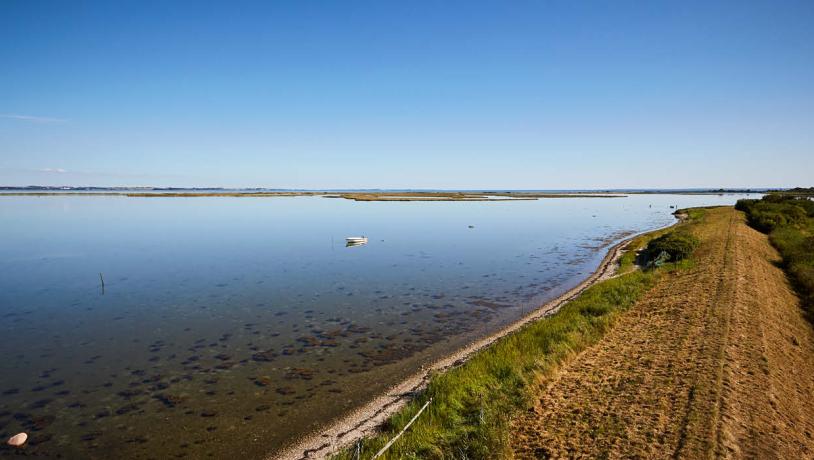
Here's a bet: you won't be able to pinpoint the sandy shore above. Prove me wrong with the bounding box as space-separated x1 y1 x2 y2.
271 219 678 460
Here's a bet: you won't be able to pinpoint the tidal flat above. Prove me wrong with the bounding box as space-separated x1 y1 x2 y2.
1 190 622 201
0 193 756 458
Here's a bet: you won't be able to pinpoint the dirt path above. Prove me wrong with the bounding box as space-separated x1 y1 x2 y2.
512 207 814 459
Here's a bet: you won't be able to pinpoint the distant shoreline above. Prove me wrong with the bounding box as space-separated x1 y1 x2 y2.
0 189 767 202
0 190 624 201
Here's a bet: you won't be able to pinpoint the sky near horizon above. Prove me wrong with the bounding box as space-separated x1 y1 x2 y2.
1 1 813 189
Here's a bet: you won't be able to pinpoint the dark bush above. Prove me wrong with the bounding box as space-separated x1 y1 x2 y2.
642 230 699 265
741 199 808 232
798 198 814 217
735 199 757 213
739 193 814 319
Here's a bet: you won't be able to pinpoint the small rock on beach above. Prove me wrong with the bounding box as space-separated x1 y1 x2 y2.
7 432 28 447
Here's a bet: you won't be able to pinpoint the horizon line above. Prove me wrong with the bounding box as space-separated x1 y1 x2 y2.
0 185 792 192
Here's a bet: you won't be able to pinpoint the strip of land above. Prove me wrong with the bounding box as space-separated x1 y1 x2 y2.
0 191 624 201
3 188 771 201
512 207 814 459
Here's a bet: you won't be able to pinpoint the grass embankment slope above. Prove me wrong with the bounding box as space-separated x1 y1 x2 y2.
330 211 702 459
333 206 814 459
736 194 814 317
513 206 814 459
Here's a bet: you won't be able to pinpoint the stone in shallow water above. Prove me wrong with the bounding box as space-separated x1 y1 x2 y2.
154 393 185 408
284 367 315 380
31 415 55 430
275 386 296 395
7 432 28 447
251 349 277 362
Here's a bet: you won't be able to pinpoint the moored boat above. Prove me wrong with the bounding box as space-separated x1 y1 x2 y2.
345 236 368 246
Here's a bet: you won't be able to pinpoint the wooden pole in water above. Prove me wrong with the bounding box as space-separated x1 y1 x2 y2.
99 272 105 295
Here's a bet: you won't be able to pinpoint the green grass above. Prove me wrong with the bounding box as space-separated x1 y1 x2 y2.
334 272 655 460
619 232 663 273
685 207 708 222
641 230 699 265
737 194 814 317
333 216 701 460
617 208 705 274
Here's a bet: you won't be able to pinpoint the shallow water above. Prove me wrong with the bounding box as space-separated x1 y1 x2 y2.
0 193 755 458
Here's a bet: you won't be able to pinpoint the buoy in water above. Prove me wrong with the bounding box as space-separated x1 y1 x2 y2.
7 432 28 447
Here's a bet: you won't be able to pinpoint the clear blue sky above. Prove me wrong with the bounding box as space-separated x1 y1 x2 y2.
1 1 812 189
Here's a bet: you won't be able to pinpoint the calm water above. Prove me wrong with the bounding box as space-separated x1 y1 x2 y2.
0 194 754 458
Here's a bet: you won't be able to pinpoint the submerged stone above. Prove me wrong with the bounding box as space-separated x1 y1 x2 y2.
251 349 278 362
7 432 28 447
275 386 296 395
253 376 273 387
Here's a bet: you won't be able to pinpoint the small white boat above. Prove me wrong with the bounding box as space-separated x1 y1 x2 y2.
345 236 368 246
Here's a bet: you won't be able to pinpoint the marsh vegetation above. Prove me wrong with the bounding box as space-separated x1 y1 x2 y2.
737 193 814 315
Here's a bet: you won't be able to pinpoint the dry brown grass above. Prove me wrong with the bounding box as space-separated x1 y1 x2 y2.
512 207 814 459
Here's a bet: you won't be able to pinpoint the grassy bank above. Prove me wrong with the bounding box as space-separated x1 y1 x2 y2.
736 194 814 316
332 214 701 460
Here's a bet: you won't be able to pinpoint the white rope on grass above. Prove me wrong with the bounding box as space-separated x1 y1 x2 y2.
371 398 432 459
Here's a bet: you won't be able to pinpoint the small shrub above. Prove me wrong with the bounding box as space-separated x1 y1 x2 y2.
735 199 757 213
642 231 699 265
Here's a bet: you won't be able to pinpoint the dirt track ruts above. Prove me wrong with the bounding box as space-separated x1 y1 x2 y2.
512 207 814 459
